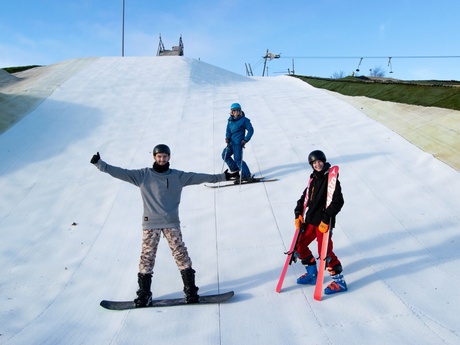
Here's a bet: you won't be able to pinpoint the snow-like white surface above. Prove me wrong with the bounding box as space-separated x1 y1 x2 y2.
1 57 459 345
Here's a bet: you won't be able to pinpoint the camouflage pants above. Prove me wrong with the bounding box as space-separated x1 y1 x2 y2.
139 228 193 274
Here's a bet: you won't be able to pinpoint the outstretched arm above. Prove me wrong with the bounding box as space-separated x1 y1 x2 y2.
90 152 144 186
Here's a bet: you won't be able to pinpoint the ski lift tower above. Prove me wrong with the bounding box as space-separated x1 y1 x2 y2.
262 49 281 76
157 35 184 56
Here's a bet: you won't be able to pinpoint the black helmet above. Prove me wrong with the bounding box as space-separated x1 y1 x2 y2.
308 150 326 165
153 144 171 156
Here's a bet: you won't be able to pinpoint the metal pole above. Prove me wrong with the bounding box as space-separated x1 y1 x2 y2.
122 0 125 57
238 145 244 189
262 49 268 76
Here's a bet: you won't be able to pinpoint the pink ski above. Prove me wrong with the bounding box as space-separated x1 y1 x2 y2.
314 165 339 301
276 178 312 293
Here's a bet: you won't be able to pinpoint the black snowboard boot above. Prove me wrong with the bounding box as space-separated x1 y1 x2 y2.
134 272 152 308
180 268 200 303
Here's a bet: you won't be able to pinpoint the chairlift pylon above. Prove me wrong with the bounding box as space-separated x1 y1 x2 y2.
388 57 394 73
356 57 363 72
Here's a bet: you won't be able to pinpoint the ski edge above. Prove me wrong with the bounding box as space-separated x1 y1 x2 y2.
205 178 278 188
313 233 328 301
276 228 300 293
276 177 312 293
313 165 339 301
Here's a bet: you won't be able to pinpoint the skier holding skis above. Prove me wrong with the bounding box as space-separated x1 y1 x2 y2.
294 150 347 294
90 144 238 307
222 103 254 182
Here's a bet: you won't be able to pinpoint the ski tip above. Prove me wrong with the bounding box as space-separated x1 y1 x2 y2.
313 294 322 301
223 290 235 298
198 290 234 302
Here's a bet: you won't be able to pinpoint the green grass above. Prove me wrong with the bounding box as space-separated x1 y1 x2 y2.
293 75 460 111
2 65 42 73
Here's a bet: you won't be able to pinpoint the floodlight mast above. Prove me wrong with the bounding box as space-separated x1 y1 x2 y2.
121 0 125 57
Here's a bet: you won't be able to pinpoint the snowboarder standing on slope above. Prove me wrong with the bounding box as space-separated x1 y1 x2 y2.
294 150 348 294
222 103 255 182
90 144 238 307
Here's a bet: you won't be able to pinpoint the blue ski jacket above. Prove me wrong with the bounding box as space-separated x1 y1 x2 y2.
225 112 254 145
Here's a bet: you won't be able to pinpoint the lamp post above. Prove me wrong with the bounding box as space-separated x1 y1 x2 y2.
121 0 125 57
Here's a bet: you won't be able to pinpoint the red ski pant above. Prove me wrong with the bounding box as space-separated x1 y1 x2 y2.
295 223 341 269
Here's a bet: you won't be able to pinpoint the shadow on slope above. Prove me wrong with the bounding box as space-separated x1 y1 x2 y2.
0 97 102 176
0 93 48 134
0 58 98 134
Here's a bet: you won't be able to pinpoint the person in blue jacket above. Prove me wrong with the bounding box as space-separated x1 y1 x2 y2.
222 103 254 182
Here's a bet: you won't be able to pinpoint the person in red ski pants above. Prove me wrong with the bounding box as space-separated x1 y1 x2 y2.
294 150 347 294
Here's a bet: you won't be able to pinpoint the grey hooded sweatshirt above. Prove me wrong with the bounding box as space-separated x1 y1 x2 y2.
95 160 226 229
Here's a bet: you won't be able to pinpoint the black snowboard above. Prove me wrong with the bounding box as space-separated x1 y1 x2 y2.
100 291 234 310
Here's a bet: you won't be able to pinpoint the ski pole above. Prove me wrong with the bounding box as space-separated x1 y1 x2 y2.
238 143 244 188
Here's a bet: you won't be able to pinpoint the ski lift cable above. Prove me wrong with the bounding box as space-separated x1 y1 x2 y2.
251 58 265 69
279 55 460 59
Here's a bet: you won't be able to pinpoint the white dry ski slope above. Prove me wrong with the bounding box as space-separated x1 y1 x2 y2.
0 57 459 345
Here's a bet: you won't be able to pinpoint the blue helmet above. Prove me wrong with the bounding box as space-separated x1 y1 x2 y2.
230 103 241 110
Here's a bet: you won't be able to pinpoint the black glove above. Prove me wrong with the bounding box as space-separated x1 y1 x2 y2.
90 152 101 164
300 222 307 233
224 169 240 181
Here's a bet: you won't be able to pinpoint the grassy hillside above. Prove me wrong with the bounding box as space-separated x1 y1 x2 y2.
2 65 42 73
293 75 460 111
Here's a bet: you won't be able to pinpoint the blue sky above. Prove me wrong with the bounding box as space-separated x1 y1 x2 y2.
1 0 459 80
